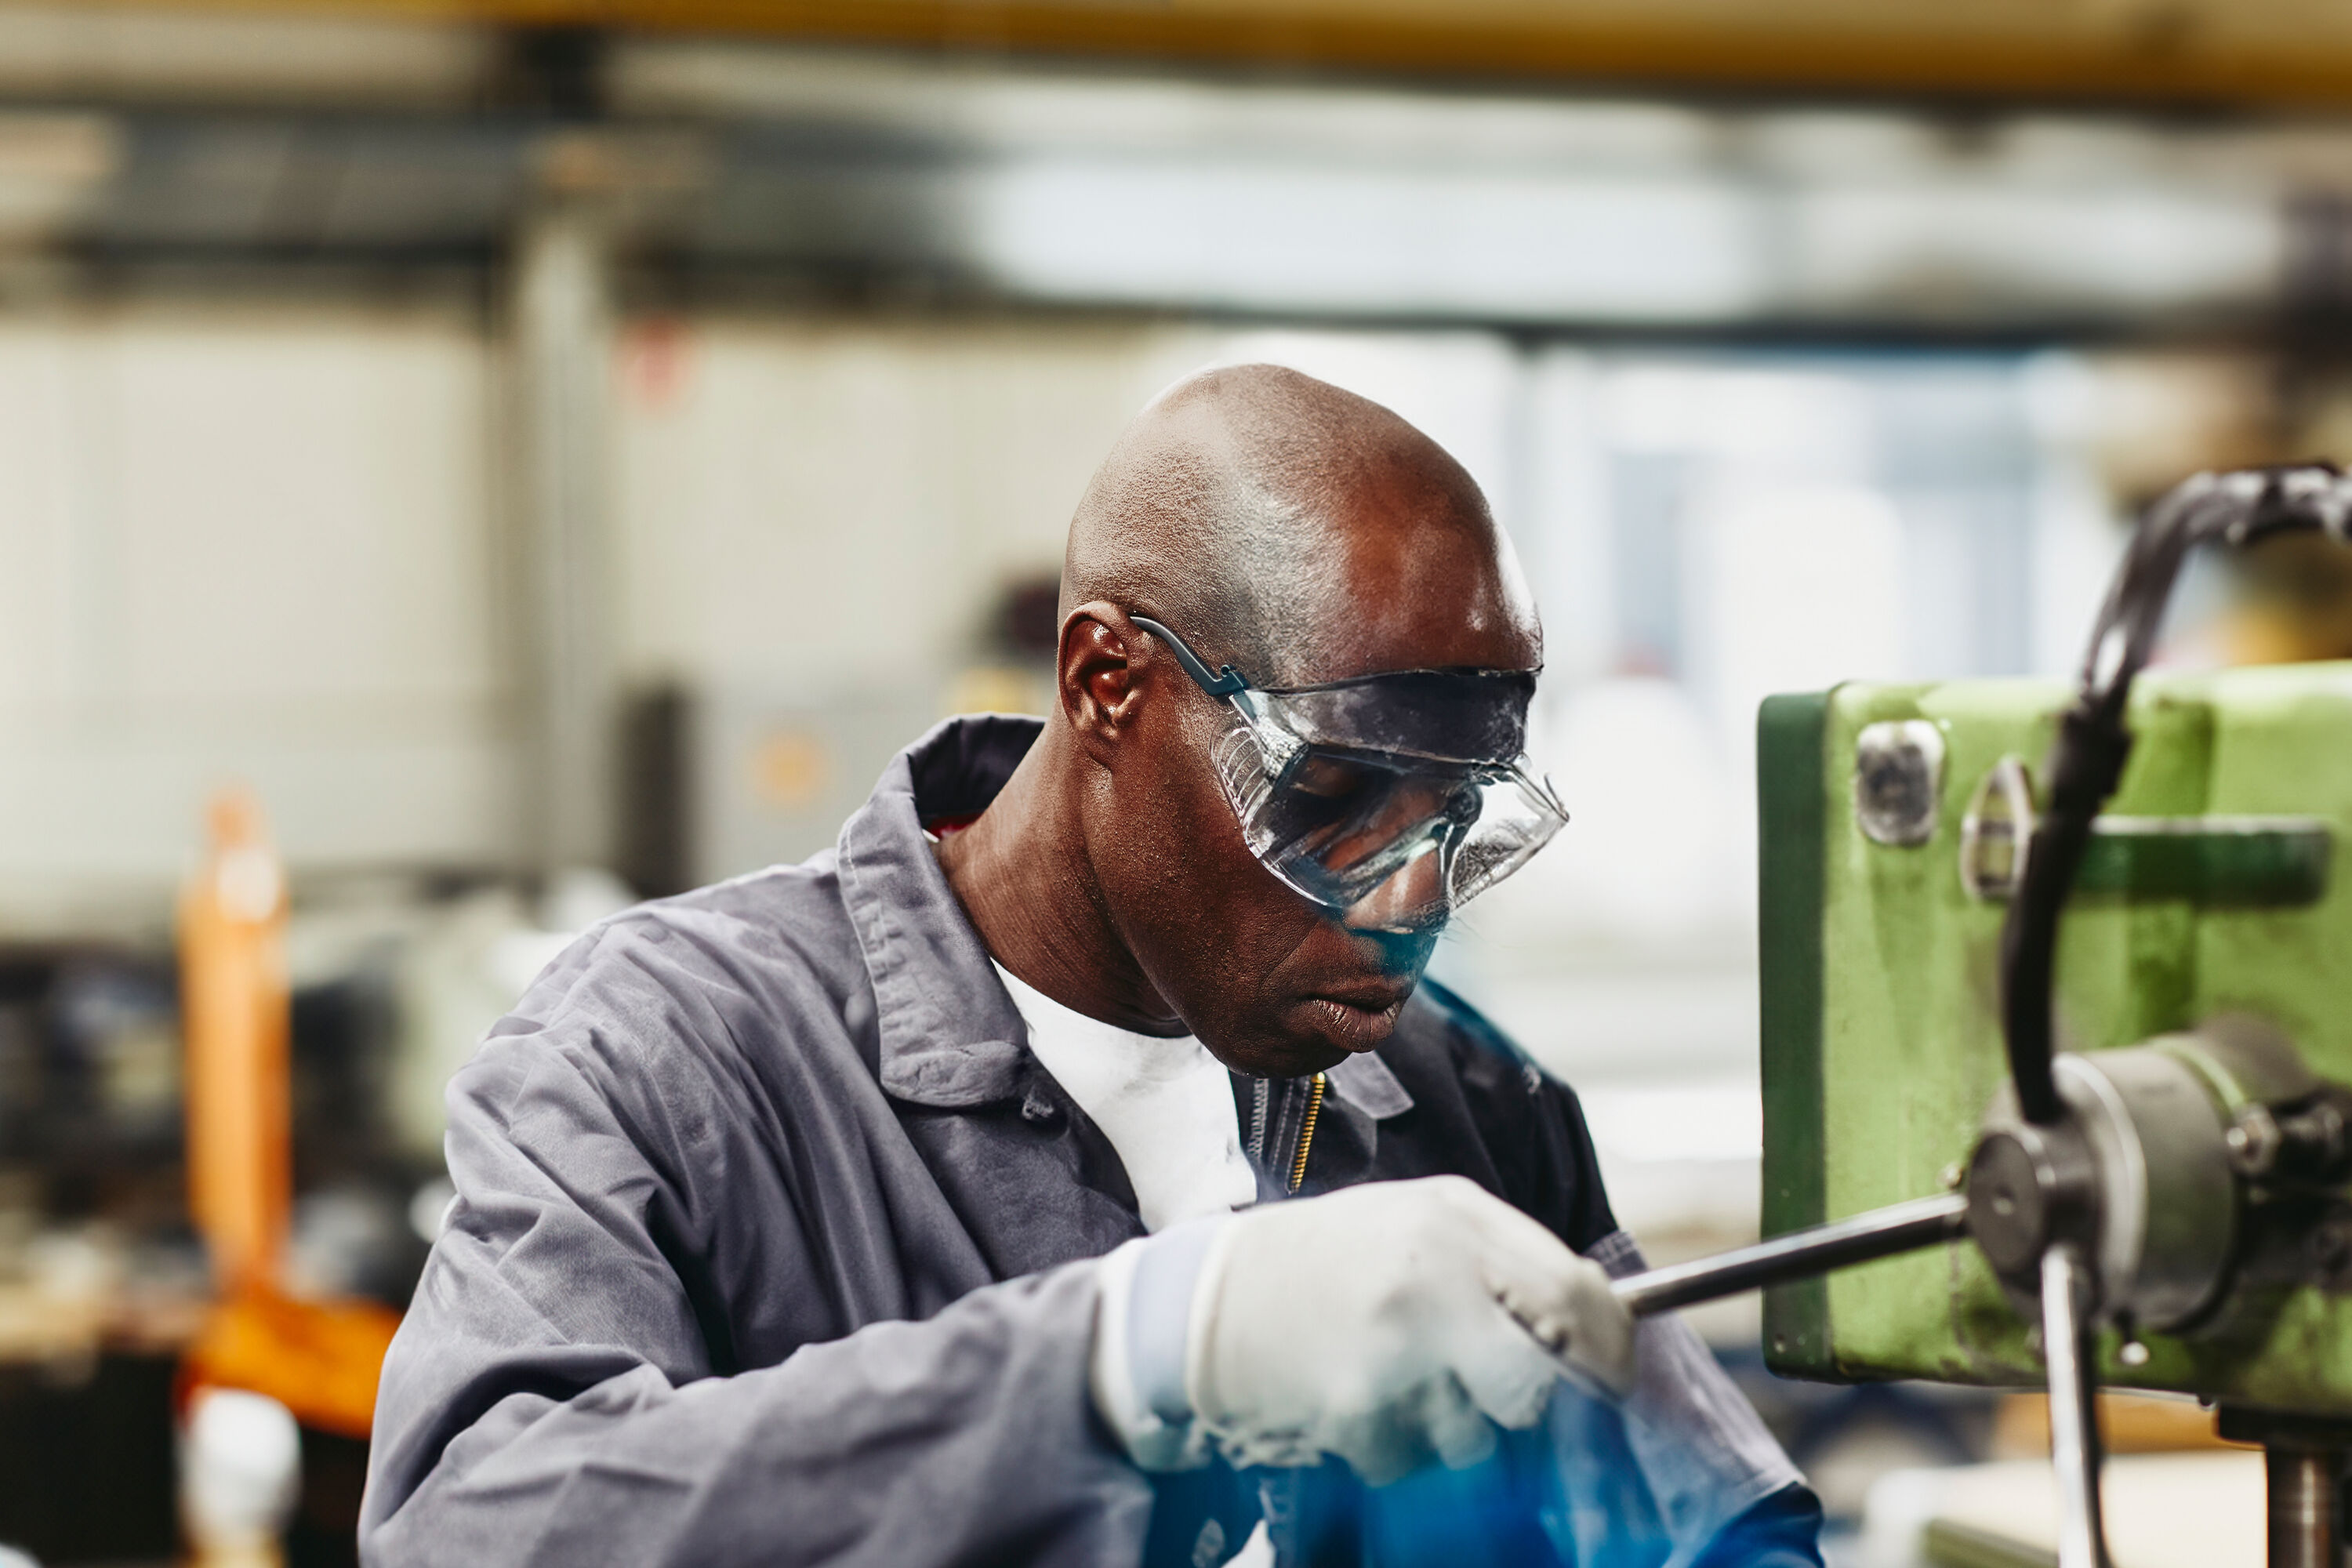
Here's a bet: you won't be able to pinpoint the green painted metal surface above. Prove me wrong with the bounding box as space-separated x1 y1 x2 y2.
2074 816 2331 906
1759 660 2352 1411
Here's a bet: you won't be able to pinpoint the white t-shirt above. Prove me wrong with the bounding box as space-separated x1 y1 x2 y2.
991 960 1259 1233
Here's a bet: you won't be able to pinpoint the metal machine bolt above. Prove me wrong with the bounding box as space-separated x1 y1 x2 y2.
2227 1107 2284 1177
1854 721 1946 848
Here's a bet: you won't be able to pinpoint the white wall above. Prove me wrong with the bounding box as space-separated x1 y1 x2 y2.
0 303 506 931
614 315 1226 693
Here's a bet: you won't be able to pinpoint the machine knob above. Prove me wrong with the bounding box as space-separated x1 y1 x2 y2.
1965 1120 2097 1292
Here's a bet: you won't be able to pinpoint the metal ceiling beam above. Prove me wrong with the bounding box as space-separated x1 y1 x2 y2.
89 0 2352 111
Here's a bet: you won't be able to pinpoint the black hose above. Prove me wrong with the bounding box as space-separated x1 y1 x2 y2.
1999 464 2352 1125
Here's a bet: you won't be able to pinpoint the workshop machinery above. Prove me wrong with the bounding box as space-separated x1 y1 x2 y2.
1609 464 2352 1567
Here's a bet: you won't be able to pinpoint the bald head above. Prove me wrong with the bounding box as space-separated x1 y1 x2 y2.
944 364 1544 1067
1062 365 1539 686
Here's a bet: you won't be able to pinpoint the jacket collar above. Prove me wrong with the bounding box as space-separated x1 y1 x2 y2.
837 714 1040 1109
837 714 1413 1120
1329 1050 1413 1119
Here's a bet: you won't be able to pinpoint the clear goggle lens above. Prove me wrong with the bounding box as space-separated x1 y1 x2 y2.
1209 710 1566 931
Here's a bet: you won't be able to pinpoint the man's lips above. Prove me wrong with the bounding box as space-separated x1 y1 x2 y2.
1298 989 1410 1051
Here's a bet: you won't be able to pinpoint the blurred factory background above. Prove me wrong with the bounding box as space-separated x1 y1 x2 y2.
2 1 2351 1563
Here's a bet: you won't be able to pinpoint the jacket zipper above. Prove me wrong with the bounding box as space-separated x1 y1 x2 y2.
1288 1073 1326 1193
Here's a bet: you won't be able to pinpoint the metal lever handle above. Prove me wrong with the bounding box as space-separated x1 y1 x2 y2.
1610 1192 1968 1318
2040 1242 2112 1568
1607 1195 2113 1567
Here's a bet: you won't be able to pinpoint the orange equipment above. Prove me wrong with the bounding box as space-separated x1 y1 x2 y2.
180 790 292 1297
177 790 397 1442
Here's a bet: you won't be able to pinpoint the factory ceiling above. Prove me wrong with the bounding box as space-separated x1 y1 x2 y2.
0 4 2349 337
72 0 2352 111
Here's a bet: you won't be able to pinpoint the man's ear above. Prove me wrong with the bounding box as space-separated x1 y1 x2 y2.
1058 604 1145 765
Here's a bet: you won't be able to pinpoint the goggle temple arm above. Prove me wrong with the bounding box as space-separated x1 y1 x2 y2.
1130 615 1251 698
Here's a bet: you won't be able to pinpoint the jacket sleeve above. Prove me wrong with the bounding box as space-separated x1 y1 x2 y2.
1554 1229 1821 1568
358 1025 1151 1568
1690 1483 1825 1568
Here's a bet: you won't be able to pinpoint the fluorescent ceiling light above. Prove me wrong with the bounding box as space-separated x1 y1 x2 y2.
969 158 1767 321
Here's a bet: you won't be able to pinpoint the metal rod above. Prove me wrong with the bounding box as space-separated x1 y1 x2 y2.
2040 1243 2111 1568
1610 1192 1969 1318
2264 1445 2342 1568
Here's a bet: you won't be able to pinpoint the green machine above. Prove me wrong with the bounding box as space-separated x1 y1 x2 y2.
1605 464 2352 1568
1758 659 2352 1403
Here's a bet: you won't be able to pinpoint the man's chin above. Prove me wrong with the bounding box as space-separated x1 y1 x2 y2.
1214 1040 1347 1080
1206 1003 1405 1080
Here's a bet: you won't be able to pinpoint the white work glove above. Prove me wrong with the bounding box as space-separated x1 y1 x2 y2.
1127 1174 1635 1485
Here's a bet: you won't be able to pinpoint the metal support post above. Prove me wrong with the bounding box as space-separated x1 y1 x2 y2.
2216 1410 2352 1568
2263 1446 2342 1568
508 200 619 876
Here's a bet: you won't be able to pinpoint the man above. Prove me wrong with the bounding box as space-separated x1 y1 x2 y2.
361 365 1822 1566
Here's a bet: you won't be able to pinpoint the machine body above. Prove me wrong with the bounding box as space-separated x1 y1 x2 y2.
1759 662 2352 1413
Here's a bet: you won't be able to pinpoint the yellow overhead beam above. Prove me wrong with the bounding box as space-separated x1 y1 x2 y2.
102 0 2352 110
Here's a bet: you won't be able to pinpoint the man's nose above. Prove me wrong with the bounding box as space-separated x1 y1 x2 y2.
1341 848 1447 934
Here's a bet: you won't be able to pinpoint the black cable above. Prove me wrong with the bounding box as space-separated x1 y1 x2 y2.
1999 463 2352 1125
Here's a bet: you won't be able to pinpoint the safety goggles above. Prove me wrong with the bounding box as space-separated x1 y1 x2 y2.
1131 615 1568 932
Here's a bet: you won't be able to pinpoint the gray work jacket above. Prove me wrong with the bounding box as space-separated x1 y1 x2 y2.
361 715 1809 1568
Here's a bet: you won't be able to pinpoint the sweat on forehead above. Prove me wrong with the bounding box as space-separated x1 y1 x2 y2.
1060 364 1541 685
